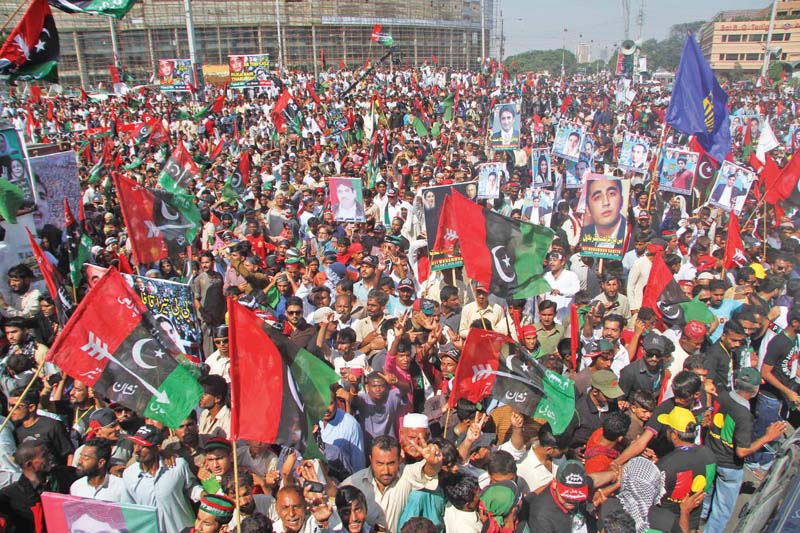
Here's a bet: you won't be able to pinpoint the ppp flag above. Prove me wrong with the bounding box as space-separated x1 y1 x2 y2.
42 492 158 533
447 190 553 299
641 251 688 326
113 173 199 265
25 228 72 324
723 214 748 269
666 35 731 163
228 299 307 449
47 268 202 428
48 0 136 19
158 141 200 194
0 0 59 83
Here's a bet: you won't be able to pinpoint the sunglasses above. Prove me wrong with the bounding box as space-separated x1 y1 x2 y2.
286 310 302 316
214 339 229 345
644 351 661 359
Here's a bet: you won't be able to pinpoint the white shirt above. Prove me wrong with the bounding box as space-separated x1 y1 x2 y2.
542 269 580 323
205 351 230 383
70 473 131 503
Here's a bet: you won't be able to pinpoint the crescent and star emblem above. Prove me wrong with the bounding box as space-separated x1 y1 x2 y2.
131 338 160 369
491 245 516 283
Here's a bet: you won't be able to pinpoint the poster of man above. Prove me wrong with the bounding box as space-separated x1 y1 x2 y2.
157 58 192 91
564 157 590 189
330 177 365 222
580 175 630 259
423 182 475 270
619 133 650 173
490 103 521 150
228 53 271 88
709 161 755 215
658 148 698 195
552 121 585 161
477 162 507 199
29 151 82 232
522 189 554 226
531 149 552 187
0 125 35 215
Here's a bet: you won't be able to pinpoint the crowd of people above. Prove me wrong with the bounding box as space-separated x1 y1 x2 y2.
0 58 798 533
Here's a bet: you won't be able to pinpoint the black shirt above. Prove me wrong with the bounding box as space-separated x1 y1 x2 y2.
14 416 74 465
644 398 707 458
657 444 716 530
600 497 680 533
705 340 734 391
526 484 584 533
0 466 76 533
708 389 753 470
572 393 612 449
619 358 664 399
761 331 800 400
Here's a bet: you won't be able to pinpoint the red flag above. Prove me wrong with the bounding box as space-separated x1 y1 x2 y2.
271 89 292 133
80 87 88 102
228 298 306 444
47 100 53 121
133 115 170 147
237 151 251 188
641 251 688 324
320 47 326 70
432 194 460 258
29 86 42 103
431 53 438 66
766 153 800 206
339 59 345 71
448 328 509 408
306 81 321 106
723 215 748 270
209 138 226 162
0 0 55 75
25 227 71 323
63 197 76 229
370 24 382 42
570 304 580 371
211 94 226 114
559 95 573 115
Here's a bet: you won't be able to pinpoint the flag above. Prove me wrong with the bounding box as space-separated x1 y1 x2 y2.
47 268 203 427
446 190 553 299
133 115 170 147
778 154 800 207
0 0 59 83
665 35 731 163
0 179 25 223
221 151 250 203
689 136 721 202
64 198 91 288
192 94 225 121
48 0 136 19
158 141 199 194
641 251 688 325
113 173 199 265
411 115 428 138
534 369 576 435
370 24 394 47
448 328 513 408
442 92 455 122
755 119 780 164
42 492 159 533
271 89 292 133
723 214 748 270
228 299 307 448
25 227 72 324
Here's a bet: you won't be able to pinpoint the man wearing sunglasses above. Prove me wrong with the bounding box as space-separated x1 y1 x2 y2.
619 332 673 401
205 326 231 384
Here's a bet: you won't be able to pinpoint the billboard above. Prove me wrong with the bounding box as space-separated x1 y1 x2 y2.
228 54 272 88
157 58 192 92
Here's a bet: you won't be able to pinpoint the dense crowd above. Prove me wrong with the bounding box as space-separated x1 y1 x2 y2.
0 60 798 533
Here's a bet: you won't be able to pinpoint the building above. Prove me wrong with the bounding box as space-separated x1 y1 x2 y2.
699 0 800 73
0 0 494 88
575 42 591 64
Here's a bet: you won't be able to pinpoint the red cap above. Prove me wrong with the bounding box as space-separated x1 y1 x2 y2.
697 255 716 272
683 320 707 341
646 243 664 254
348 242 364 254
520 324 537 338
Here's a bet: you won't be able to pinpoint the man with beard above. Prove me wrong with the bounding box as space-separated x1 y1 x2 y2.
0 441 76 532
68 380 97 447
9 385 73 466
619 332 673 400
70 438 128 502
223 467 277 526
0 264 41 319
198 374 231 439
165 412 205 475
1 316 52 383
664 321 707 393
71 408 132 475
707 279 744 343
123 424 202 533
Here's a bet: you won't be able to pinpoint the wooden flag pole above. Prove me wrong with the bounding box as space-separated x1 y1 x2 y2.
0 358 46 434
645 122 670 212
443 407 453 437
232 439 242 532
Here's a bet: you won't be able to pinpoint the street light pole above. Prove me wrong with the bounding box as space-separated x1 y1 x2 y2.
760 0 779 83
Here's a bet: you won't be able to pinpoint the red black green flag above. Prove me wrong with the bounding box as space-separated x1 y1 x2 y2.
0 0 59 83
25 227 72 324
158 141 200 194
47 268 203 428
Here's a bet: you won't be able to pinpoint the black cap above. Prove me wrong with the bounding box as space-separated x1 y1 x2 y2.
213 326 229 339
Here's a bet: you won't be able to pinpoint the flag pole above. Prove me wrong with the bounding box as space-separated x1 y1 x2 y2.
443 407 452 436
0 358 46 434
763 201 768 259
232 439 242 532
0 0 27 34
646 122 669 212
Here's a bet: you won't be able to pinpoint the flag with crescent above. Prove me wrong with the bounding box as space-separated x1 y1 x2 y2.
0 0 60 82
47 268 202 428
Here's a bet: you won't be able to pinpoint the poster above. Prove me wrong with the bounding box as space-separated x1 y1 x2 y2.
618 133 650 173
424 182 475 270
580 175 630 260
531 149 552 187
476 162 507 199
326 109 349 136
522 189 554 226
228 53 271 88
42 492 159 533
708 161 756 215
658 147 698 196
552 121 585 161
329 177 365 222
157 58 192 92
564 157 591 189
0 124 35 216
0 214 46 301
490 103 521 151
28 151 81 232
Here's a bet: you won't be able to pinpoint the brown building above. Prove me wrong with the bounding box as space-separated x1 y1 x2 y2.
699 0 800 73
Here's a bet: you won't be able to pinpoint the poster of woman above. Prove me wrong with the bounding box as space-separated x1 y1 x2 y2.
531 149 552 187
477 162 508 199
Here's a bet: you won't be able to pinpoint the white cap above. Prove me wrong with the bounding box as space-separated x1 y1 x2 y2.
402 413 429 429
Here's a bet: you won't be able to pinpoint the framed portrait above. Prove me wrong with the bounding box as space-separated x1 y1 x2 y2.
531 149 552 188
329 177 365 222
522 189 554 226
708 161 756 215
618 133 650 173
477 162 507 199
552 121 585 161
490 103 521 151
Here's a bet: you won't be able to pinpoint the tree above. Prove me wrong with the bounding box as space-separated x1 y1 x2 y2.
504 49 578 76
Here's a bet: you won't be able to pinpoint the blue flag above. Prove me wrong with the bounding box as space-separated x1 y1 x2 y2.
666 35 731 163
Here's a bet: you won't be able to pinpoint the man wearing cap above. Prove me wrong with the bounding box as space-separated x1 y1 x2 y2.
197 437 234 495
185 494 236 533
123 424 203 533
572 369 625 450
0 264 41 319
525 460 592 532
619 332 672 400
205 326 231 383
395 278 417 315
663 320 706 394
573 338 615 394
71 438 129 503
458 283 508 339
71 408 131 473
194 251 226 358
705 368 786 531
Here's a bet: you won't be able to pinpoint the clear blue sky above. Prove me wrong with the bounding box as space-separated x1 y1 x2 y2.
502 0 769 58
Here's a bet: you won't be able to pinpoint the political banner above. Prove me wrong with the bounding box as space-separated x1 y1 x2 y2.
327 108 349 136
552 121 585 161
522 189 554 226
708 161 756 215
0 124 36 216
580 175 630 260
42 492 159 533
619 132 650 173
424 182 475 271
531 149 553 187
28 150 81 232
564 157 591 189
658 147 698 196
476 162 507 199
123 273 202 364
157 58 192 92
228 53 271 89
490 103 521 151
329 177 365 223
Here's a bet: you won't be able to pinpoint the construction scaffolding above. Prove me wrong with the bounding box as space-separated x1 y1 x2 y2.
0 0 493 88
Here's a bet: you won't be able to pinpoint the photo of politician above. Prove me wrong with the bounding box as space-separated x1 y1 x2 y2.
552 121 585 162
581 176 630 259
490 104 521 150
330 177 366 222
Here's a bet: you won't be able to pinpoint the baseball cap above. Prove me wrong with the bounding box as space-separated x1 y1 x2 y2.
683 320 707 341
656 406 697 433
474 281 489 293
387 188 399 197
439 344 460 362
554 460 589 502
88 408 117 428
413 298 436 316
361 255 379 267
520 324 537 338
591 369 624 398
585 338 615 356
126 424 164 447
104 237 118 247
245 255 262 266
641 332 673 356
734 367 761 391
398 278 415 290
213 325 229 339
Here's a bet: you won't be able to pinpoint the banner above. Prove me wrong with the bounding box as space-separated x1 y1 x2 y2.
522 189 554 226
157 58 192 92
618 132 651 174
708 161 756 215
476 162 507 199
42 492 159 533
552 121 585 161
658 147 698 196
326 109 349 136
490 103 521 151
228 53 271 88
580 174 630 260
531 148 553 188
329 177 365 223
0 124 36 214
28 150 81 231
424 182 475 271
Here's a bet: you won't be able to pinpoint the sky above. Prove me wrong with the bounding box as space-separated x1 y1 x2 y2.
501 0 769 58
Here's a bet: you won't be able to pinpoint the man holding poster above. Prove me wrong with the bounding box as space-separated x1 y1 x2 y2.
581 175 629 259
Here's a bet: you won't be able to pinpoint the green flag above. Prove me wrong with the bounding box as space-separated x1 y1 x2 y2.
69 234 92 288
431 122 441 138
412 116 428 137
534 369 576 435
0 179 25 224
442 93 455 122
49 0 137 19
122 157 143 171
88 157 105 184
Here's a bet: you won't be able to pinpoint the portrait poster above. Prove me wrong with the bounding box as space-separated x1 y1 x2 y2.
522 189 554 226
708 161 756 215
580 135 595 163
424 182 475 271
42 492 159 533
531 149 553 188
123 273 201 363
329 177 365 222
580 175 630 260
658 147 698 196
788 124 800 150
490 103 521 151
28 151 81 232
327 109 350 136
0 124 36 217
157 58 192 92
0 214 46 300
564 157 591 189
228 53 271 88
476 162 507 199
552 121 585 161
739 115 761 139
618 133 650 173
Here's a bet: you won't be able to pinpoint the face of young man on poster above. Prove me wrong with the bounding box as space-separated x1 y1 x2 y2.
587 178 623 236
